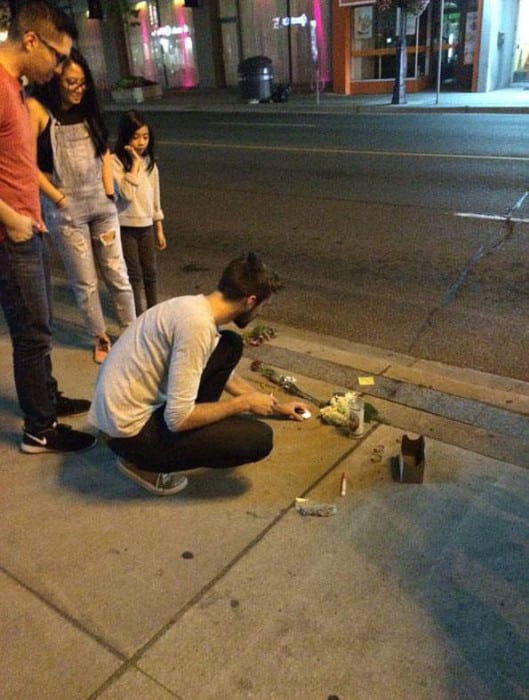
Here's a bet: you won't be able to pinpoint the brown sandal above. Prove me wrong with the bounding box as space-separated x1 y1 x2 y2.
93 336 111 364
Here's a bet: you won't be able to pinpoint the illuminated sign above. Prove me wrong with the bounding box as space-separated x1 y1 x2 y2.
152 24 190 38
338 0 376 6
272 14 309 29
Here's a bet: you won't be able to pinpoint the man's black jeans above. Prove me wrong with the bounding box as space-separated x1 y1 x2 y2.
0 234 58 433
108 330 273 472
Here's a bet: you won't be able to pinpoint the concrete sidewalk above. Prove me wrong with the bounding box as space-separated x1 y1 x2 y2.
102 85 529 115
1 287 529 699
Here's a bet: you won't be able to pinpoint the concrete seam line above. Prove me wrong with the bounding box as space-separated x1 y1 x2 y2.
118 430 375 668
0 562 127 661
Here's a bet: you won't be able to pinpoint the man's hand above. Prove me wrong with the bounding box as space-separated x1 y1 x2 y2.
245 391 278 416
274 400 312 421
225 374 312 421
6 213 37 243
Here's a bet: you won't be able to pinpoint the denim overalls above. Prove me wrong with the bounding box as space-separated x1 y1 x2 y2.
45 118 135 336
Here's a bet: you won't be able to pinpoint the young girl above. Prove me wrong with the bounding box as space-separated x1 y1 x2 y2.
27 48 135 364
112 111 166 315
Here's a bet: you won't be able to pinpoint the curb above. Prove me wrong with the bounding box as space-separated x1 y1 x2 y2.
102 100 529 116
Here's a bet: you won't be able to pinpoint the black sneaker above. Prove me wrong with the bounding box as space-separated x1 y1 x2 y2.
55 391 91 417
20 423 97 454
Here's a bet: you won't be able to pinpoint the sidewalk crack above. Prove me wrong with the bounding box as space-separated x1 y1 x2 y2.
408 192 527 355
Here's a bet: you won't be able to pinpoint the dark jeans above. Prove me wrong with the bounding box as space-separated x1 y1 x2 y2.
0 234 58 433
108 330 273 472
120 225 157 315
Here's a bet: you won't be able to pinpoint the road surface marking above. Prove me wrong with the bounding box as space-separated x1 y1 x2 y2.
158 139 529 162
210 121 317 128
454 213 529 223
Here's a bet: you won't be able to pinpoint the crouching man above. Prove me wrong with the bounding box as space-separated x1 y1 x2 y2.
89 253 310 495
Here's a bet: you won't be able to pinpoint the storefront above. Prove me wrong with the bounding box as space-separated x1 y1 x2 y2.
75 0 332 93
333 0 527 94
219 0 332 88
21 0 524 96
62 0 201 91
513 0 529 83
119 0 199 89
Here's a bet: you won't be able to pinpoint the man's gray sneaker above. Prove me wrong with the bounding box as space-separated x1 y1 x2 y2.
116 458 188 496
21 423 97 454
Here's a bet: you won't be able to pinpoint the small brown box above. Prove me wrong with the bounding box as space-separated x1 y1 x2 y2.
398 434 425 484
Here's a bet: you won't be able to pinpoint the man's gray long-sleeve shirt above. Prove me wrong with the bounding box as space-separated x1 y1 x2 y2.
89 295 220 438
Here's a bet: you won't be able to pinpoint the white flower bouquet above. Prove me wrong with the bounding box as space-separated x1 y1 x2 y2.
319 391 360 426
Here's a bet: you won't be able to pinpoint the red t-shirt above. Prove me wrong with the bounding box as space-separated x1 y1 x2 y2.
0 64 43 242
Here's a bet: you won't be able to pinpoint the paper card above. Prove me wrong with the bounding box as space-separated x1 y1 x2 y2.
358 376 375 386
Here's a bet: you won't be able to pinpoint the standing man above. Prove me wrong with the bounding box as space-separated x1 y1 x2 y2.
89 253 311 496
0 0 96 453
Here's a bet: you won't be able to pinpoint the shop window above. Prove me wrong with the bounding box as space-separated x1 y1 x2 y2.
350 3 429 82
289 0 331 86
76 10 108 91
240 0 290 83
219 0 240 86
513 0 529 82
128 0 198 89
430 0 475 90
239 0 331 87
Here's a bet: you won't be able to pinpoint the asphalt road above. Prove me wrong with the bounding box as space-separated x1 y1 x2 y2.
104 111 529 380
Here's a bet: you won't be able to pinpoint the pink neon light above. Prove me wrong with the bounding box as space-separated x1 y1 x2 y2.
174 5 195 88
140 7 150 61
313 0 329 83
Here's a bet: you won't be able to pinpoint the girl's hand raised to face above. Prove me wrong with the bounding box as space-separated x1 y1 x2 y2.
124 145 142 162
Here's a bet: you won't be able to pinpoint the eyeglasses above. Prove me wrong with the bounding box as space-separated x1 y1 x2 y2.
37 34 69 67
63 79 87 92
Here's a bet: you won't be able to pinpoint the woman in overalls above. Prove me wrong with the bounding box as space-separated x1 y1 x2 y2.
27 48 135 364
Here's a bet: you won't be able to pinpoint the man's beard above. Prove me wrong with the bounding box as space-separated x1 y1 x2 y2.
233 309 254 329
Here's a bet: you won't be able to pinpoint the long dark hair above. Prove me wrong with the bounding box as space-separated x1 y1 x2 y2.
114 110 156 174
32 47 108 157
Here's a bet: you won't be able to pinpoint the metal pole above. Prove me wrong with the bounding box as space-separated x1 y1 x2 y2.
287 0 293 85
392 7 407 104
154 0 169 90
436 0 445 104
235 0 243 64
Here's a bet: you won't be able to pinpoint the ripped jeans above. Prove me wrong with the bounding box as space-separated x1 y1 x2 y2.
44 191 136 337
45 119 134 337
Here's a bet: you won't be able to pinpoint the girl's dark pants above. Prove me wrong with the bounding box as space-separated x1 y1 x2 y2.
120 225 158 314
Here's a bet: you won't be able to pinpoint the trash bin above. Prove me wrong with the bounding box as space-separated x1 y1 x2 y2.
238 56 273 102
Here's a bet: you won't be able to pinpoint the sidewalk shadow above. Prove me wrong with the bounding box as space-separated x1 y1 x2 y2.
52 319 91 350
58 446 250 501
0 394 23 449
0 393 21 418
351 479 529 698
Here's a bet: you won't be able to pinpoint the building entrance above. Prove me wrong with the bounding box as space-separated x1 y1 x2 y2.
429 0 478 92
513 0 529 84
